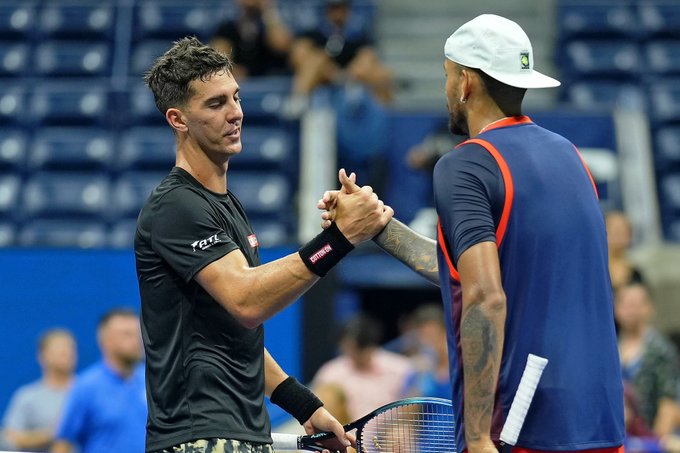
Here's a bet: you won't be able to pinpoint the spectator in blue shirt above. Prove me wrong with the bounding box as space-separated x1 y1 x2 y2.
51 309 146 453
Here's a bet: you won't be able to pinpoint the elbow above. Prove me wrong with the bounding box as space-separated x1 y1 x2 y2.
464 285 506 316
229 304 265 329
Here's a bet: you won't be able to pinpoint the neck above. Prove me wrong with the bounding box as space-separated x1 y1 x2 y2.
620 325 647 341
104 356 136 378
467 98 521 137
176 139 229 194
43 370 72 389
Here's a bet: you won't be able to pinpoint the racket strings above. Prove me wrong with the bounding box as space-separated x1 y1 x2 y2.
358 403 456 453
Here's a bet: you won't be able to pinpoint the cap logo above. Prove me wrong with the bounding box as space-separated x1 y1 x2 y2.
520 52 530 69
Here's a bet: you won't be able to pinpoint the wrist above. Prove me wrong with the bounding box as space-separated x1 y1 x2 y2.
270 376 323 424
299 222 354 277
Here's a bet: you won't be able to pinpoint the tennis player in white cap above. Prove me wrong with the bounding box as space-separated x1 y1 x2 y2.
322 13 625 453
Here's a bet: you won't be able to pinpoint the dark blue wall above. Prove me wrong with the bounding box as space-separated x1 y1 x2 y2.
0 247 300 426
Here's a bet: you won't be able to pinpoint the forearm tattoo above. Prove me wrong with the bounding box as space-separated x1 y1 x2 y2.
372 219 439 285
461 304 501 443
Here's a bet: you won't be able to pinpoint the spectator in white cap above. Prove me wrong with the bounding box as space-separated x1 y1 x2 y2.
320 12 625 453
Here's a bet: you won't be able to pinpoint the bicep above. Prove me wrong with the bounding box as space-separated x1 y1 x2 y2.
194 247 250 312
457 241 505 305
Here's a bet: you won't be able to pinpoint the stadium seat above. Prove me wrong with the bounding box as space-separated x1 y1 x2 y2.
557 1 637 40
563 40 641 80
28 128 114 171
666 218 680 242
659 173 680 210
21 172 110 220
133 1 222 42
566 81 647 110
129 39 172 76
34 41 111 77
645 41 680 76
648 79 680 123
30 82 110 126
236 126 294 169
655 127 680 169
0 41 29 77
228 171 291 215
38 1 115 39
111 171 165 219
0 174 21 221
117 127 174 171
239 76 292 119
248 220 291 247
18 219 108 248
109 219 138 248
0 129 27 171
0 84 28 126
638 0 680 38
0 2 35 39
0 222 15 247
127 82 164 126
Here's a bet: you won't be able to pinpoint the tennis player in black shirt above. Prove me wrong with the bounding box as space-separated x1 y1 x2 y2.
135 37 392 453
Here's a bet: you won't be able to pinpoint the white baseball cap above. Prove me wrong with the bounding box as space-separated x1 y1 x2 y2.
444 14 560 89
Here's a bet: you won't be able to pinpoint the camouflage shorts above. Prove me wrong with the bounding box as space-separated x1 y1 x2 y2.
153 438 274 453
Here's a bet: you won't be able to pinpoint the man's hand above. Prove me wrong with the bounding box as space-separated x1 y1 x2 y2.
466 438 499 453
319 169 393 243
303 407 356 453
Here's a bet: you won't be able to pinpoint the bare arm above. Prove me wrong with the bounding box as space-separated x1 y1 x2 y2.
372 218 439 285
261 1 293 53
4 428 53 450
51 440 73 453
458 241 506 453
654 397 680 437
264 348 289 397
197 182 392 329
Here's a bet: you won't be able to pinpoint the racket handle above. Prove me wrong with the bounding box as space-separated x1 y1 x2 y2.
499 353 548 446
271 433 301 450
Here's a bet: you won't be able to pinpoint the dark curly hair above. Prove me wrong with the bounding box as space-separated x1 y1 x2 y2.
144 36 234 115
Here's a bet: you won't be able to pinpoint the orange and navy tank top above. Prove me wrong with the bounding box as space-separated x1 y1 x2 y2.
433 116 624 451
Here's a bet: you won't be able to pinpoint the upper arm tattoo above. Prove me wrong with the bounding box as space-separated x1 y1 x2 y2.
372 219 439 285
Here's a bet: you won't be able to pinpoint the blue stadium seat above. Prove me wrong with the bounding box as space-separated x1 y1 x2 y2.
133 1 222 42
127 82 164 126
659 173 680 210
0 41 29 77
18 219 108 248
239 76 292 119
118 127 174 171
30 82 110 126
557 1 637 39
34 41 110 77
0 129 27 171
248 220 291 247
566 81 647 110
666 218 680 242
0 84 28 126
28 128 114 171
638 1 680 37
228 171 291 215
0 2 36 39
655 127 680 169
236 126 294 169
0 174 21 221
646 41 680 76
109 219 138 248
563 40 641 80
21 172 110 220
0 222 15 247
648 79 680 123
129 40 172 76
38 1 115 39
111 171 165 219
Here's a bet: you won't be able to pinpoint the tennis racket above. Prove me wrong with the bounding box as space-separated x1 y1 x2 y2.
272 397 455 452
272 354 547 452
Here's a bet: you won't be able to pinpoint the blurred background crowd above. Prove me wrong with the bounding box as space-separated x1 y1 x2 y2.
0 0 679 451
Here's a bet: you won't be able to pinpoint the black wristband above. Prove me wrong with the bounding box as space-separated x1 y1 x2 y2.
298 222 354 277
270 376 323 424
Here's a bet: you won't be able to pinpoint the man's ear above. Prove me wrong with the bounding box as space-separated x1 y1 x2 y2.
166 108 188 133
460 68 474 102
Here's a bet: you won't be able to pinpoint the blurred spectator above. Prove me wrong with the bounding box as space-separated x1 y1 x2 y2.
286 0 394 114
1 329 76 452
210 0 293 80
401 304 451 400
615 283 680 437
406 124 464 174
51 309 146 453
605 211 645 292
312 314 413 424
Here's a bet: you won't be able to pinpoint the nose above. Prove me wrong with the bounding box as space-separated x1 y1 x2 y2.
227 99 243 124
